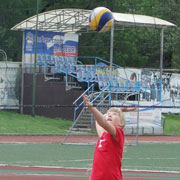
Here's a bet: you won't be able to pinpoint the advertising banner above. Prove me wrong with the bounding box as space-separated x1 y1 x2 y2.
160 72 180 113
112 100 161 127
117 68 180 113
24 30 78 57
0 62 20 109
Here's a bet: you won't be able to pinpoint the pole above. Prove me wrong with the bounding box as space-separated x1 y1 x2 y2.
159 28 164 102
136 93 140 145
20 33 25 114
110 21 114 79
160 28 164 82
109 20 114 103
32 0 40 116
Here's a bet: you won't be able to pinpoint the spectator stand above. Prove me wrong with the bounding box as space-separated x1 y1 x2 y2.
24 55 162 132
29 55 160 103
31 55 144 94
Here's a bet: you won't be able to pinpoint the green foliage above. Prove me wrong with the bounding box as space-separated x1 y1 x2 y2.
0 0 180 68
0 0 37 62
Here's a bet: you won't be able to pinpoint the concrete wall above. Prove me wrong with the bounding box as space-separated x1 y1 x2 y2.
23 73 83 120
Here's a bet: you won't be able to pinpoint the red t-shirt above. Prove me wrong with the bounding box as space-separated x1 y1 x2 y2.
90 126 124 180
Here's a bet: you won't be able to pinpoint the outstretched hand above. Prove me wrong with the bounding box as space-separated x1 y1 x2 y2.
120 106 138 112
82 95 93 108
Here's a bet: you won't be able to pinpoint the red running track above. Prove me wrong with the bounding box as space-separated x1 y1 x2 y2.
0 135 180 143
0 165 180 180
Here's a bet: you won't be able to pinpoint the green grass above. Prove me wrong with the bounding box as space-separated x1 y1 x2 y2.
0 110 73 135
162 114 180 135
0 110 180 135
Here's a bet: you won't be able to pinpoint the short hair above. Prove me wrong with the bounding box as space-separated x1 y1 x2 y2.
107 107 126 128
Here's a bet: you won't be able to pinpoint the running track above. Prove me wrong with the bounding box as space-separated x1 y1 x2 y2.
0 165 180 180
0 135 180 143
0 135 180 180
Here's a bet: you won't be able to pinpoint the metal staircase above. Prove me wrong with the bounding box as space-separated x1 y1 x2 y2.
72 90 110 131
71 90 141 132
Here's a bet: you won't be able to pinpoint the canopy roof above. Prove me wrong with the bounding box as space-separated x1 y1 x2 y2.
11 8 176 33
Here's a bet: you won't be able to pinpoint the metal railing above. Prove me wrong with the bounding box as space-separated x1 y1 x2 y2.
73 83 95 122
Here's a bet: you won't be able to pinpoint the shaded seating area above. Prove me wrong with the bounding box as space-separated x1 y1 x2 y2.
38 55 140 92
35 55 141 92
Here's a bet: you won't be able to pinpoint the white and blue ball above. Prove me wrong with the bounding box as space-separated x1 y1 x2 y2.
89 7 114 32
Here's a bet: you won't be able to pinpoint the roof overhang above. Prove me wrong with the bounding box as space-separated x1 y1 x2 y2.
11 8 176 33
113 12 176 29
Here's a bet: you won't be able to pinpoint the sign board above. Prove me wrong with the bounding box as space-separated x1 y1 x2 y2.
24 30 79 65
0 62 20 109
112 100 161 127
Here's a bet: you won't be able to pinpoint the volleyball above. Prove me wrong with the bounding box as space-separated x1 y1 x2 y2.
89 7 114 32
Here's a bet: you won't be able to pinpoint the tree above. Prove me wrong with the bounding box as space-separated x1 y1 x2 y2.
0 0 37 61
0 0 180 69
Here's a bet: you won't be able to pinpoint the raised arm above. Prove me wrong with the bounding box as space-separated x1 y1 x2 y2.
82 95 116 138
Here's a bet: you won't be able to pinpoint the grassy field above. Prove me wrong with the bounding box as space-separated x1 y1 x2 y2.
0 110 179 135
162 114 180 135
0 110 72 135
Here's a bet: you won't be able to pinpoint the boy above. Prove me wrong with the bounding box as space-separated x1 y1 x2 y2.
82 95 136 180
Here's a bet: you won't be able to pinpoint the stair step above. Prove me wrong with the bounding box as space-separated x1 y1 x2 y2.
77 122 92 125
73 92 110 131
71 128 92 131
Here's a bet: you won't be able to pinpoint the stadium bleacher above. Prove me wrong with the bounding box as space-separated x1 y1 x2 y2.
36 55 142 93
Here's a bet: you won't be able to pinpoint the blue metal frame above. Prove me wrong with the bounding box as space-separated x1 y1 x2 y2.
24 55 162 124
73 83 94 122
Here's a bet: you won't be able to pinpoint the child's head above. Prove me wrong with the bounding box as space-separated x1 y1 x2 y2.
104 107 126 129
